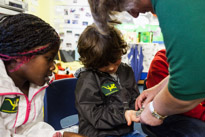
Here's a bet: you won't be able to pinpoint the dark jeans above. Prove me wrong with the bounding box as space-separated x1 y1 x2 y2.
143 115 205 137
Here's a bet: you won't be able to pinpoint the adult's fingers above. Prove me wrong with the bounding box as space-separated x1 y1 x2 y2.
135 92 147 110
142 96 154 108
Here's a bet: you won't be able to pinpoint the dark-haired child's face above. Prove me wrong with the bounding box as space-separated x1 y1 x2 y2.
18 44 59 86
98 58 121 74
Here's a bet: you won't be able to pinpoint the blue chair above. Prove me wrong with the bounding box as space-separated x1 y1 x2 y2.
44 78 78 130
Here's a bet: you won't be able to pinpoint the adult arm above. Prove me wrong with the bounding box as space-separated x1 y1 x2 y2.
126 76 169 125
135 76 169 110
140 83 204 126
135 49 169 110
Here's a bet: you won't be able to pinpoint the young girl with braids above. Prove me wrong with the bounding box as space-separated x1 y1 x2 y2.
0 13 85 137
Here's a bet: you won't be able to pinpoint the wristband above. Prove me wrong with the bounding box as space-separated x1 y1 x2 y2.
149 101 167 120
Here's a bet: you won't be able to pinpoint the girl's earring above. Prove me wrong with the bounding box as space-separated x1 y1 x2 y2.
50 62 56 71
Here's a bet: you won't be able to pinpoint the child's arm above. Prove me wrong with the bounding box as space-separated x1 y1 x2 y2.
0 99 83 137
75 76 129 129
0 119 56 137
0 117 10 137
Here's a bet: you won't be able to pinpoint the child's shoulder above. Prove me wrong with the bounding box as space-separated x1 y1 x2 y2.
118 63 132 71
74 67 96 79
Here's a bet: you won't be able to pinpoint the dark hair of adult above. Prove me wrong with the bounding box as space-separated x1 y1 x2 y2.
78 24 127 69
0 13 60 61
88 0 123 35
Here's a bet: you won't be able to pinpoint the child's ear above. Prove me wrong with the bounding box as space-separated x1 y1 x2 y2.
9 59 19 67
4 59 19 72
15 58 23 63
15 58 22 63
9 58 22 68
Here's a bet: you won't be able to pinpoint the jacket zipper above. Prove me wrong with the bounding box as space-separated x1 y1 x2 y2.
23 97 30 124
23 85 48 124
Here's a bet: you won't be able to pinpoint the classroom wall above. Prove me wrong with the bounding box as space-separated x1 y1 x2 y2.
26 0 53 25
26 0 165 81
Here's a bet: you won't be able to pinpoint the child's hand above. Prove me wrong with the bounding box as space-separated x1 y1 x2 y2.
53 132 62 137
124 110 140 126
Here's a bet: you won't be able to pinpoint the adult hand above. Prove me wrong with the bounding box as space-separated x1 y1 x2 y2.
125 110 140 126
140 102 163 126
135 87 158 110
135 76 170 110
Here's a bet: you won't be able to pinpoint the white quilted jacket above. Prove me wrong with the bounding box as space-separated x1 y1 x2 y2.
0 60 56 137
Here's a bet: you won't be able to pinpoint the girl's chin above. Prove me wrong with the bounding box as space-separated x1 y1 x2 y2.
36 81 46 86
35 78 49 86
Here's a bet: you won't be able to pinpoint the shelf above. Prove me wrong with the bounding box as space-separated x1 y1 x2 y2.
138 80 144 85
0 6 21 15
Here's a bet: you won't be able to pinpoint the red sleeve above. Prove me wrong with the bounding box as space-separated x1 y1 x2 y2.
183 101 205 121
146 49 169 88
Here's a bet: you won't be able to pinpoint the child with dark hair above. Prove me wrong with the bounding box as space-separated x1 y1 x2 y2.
75 24 143 137
0 13 85 137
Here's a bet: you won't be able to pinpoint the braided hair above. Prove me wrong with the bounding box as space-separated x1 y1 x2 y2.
0 13 60 61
